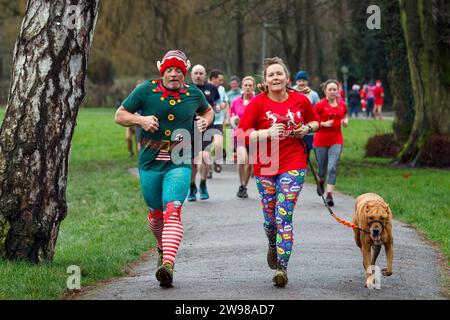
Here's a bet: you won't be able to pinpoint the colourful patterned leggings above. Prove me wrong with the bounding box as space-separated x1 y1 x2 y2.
255 169 306 269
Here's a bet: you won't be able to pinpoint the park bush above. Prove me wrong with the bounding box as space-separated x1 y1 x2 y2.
418 134 450 168
365 133 401 158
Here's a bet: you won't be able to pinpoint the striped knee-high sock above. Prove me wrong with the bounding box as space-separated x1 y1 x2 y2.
148 210 164 250
162 202 184 266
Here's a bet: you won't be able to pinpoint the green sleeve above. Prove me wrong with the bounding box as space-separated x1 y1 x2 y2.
121 84 145 113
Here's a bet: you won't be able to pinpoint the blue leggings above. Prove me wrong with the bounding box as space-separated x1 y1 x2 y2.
139 167 192 211
255 170 306 268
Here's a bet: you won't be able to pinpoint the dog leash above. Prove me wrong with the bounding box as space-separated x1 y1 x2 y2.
303 141 371 235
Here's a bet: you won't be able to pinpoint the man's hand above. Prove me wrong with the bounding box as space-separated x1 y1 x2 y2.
196 116 208 133
292 86 312 95
140 115 159 133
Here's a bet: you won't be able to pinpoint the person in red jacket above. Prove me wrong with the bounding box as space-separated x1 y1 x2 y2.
238 57 319 287
373 80 385 120
313 79 348 207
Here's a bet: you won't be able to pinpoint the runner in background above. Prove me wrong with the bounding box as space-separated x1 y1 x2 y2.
348 84 361 118
293 70 320 155
188 64 220 201
230 76 256 198
365 80 376 119
208 69 228 174
373 80 385 120
313 79 348 207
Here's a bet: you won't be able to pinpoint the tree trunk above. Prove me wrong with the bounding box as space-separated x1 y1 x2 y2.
380 0 415 144
303 0 313 73
0 0 99 262
236 12 245 79
277 0 303 76
398 0 450 165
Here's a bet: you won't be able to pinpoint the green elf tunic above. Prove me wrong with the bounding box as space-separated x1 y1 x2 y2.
122 79 209 171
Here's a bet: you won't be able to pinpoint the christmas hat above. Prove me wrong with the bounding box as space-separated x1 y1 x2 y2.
157 50 191 76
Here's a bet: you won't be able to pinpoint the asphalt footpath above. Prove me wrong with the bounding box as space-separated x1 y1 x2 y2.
79 166 447 300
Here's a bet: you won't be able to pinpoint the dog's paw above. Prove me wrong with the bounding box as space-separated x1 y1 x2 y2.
365 279 375 289
382 268 393 276
365 275 380 289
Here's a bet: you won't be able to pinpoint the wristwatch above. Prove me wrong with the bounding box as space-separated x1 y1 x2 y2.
307 124 313 134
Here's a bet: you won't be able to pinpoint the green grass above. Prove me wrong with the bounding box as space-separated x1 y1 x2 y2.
307 119 450 263
0 108 154 299
0 109 448 299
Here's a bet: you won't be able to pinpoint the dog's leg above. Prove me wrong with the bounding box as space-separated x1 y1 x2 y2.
383 242 394 276
362 242 372 287
354 230 361 248
371 245 381 265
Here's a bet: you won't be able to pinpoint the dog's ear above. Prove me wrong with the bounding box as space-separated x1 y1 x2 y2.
386 204 393 219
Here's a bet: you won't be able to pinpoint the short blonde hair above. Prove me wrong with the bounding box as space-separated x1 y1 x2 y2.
241 76 256 86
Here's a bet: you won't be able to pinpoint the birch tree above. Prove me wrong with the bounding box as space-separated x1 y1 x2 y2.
0 0 99 262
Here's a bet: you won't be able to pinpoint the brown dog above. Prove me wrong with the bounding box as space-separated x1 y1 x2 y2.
353 193 393 288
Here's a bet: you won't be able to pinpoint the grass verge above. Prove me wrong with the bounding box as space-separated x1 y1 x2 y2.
0 108 153 299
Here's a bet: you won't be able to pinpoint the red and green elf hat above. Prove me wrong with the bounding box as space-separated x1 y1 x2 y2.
157 50 191 76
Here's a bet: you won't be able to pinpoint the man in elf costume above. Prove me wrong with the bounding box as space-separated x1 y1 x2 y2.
115 50 214 287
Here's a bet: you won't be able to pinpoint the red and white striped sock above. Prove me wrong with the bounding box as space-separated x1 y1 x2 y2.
147 209 164 250
162 202 184 267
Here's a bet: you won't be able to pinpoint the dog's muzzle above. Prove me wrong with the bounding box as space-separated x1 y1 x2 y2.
368 220 385 241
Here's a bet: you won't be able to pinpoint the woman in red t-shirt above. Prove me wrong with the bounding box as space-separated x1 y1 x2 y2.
313 80 348 207
238 57 319 287
373 80 384 120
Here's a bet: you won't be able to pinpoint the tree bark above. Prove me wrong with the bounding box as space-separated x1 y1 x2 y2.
398 0 450 165
0 0 99 262
236 11 245 79
380 0 415 144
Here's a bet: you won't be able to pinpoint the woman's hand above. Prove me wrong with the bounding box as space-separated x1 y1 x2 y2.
267 123 286 139
341 118 349 128
230 115 240 129
321 120 334 128
140 115 159 133
196 116 208 133
292 125 310 139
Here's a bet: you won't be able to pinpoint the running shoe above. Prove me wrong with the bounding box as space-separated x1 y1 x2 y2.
242 186 248 198
188 185 197 202
213 161 222 173
199 184 209 200
272 264 288 287
326 194 334 207
267 245 277 270
155 261 173 288
236 185 245 198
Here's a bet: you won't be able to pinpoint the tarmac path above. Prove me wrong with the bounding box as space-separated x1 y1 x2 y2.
79 167 447 300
